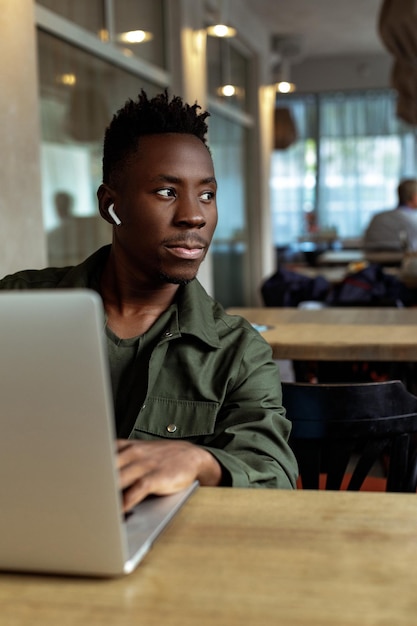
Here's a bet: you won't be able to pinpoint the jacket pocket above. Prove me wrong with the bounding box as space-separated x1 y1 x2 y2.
131 396 219 439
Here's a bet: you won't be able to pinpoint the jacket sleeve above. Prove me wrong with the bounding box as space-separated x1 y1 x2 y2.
200 332 298 489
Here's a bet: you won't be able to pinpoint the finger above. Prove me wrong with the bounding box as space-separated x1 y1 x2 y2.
118 456 146 490
116 438 131 453
122 472 190 512
122 479 152 511
121 469 170 511
116 440 140 470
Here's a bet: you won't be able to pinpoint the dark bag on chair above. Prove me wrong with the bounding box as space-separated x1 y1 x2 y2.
325 263 404 307
261 268 330 307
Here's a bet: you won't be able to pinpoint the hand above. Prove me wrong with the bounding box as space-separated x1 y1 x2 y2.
116 439 222 511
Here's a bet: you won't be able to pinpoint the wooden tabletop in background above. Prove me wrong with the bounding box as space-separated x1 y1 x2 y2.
227 307 417 361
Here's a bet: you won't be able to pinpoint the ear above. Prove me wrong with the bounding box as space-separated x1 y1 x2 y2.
97 184 116 225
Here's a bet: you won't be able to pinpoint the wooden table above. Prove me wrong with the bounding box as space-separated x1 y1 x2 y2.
317 249 403 267
227 307 417 361
364 250 404 265
284 264 349 285
1 488 417 625
317 249 365 266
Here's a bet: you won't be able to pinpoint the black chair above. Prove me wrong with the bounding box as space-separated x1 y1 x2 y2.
281 380 417 492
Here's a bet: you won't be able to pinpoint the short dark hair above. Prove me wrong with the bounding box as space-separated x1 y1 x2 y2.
398 178 417 205
102 89 210 187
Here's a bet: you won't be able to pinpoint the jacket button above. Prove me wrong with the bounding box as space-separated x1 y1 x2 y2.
163 330 173 338
166 424 177 433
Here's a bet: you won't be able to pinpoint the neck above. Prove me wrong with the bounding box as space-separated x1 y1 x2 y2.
99 249 179 339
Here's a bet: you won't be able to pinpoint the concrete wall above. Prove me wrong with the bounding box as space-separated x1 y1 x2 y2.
0 0 46 276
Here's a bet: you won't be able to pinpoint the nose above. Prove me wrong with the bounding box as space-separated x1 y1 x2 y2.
173 194 206 229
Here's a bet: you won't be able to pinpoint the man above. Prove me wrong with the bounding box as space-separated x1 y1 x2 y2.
0 91 297 510
363 178 417 251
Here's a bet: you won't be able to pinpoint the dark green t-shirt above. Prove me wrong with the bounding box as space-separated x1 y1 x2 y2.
105 307 174 438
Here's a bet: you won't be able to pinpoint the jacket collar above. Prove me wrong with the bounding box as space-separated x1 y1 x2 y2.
56 245 221 349
56 245 110 290
174 279 222 349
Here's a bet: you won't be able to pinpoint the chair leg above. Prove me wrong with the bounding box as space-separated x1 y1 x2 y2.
387 434 409 492
325 443 351 490
347 439 389 491
405 444 417 492
292 439 321 489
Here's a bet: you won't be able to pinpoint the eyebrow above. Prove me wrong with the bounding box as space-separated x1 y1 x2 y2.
151 174 217 186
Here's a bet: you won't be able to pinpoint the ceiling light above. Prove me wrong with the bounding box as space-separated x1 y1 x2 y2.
216 85 245 99
276 81 296 94
271 35 302 95
117 30 153 44
217 84 236 97
57 73 77 86
207 24 236 38
271 58 297 94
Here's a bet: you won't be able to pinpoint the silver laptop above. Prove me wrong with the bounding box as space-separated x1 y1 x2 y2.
0 289 198 577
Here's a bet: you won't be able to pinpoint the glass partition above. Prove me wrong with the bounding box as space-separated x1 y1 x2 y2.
271 90 417 246
37 30 162 267
209 114 248 307
37 0 166 68
37 0 105 35
206 36 249 113
113 0 166 67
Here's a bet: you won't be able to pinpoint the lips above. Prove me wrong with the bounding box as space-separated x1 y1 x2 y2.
165 242 205 260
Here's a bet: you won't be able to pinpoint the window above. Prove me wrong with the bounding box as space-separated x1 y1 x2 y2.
206 36 249 113
209 114 248 307
112 0 166 67
37 0 105 35
37 7 165 266
206 35 254 306
271 90 417 246
37 0 166 67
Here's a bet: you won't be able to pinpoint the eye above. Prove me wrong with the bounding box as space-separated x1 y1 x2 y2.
200 191 215 201
156 188 176 198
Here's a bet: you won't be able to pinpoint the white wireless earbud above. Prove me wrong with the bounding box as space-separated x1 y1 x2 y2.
108 203 122 226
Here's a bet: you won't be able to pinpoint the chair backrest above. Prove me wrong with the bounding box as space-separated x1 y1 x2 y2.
281 380 417 491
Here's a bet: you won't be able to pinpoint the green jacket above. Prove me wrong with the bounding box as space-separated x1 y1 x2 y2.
0 246 297 488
